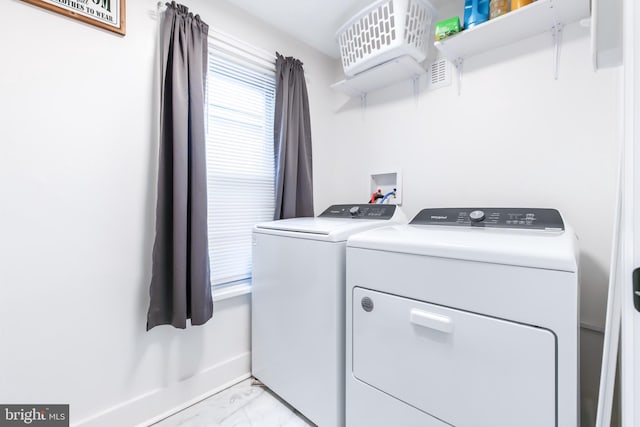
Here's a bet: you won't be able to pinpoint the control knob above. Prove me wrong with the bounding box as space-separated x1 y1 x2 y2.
349 206 360 216
469 210 485 222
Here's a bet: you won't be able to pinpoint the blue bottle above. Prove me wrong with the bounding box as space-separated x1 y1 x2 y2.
464 0 490 29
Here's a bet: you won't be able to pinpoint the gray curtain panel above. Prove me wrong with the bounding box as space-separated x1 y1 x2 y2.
147 2 213 330
274 53 314 220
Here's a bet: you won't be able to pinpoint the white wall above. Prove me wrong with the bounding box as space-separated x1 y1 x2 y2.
314 22 619 425
0 1 337 426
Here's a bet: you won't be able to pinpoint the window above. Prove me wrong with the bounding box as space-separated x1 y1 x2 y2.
205 31 276 288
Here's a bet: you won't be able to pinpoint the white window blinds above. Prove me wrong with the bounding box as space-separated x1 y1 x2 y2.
206 32 276 287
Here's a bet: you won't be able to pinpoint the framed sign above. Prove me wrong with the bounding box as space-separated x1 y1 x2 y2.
22 0 126 35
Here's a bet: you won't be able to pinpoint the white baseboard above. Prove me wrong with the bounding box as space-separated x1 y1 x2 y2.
75 352 251 427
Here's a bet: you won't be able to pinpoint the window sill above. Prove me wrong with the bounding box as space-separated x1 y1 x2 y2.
212 281 252 302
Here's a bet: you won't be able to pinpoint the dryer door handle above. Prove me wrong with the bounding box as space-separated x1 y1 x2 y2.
410 309 453 334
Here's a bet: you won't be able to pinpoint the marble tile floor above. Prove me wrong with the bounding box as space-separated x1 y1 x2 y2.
152 378 315 427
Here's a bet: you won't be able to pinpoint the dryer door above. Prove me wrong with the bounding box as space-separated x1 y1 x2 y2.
352 287 557 427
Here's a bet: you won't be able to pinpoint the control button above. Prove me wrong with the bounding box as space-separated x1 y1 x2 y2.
469 210 485 222
349 206 360 216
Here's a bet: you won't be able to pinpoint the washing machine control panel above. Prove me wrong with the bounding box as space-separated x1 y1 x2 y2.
319 204 397 220
410 208 564 230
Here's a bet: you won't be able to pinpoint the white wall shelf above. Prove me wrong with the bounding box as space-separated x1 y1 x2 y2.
331 55 425 100
331 0 590 98
434 0 589 63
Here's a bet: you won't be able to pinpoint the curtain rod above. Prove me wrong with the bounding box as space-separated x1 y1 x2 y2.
152 2 313 82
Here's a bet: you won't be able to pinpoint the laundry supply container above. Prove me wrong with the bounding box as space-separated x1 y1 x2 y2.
464 0 490 28
511 0 534 10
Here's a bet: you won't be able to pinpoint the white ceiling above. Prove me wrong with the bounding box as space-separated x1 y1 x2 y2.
224 0 377 58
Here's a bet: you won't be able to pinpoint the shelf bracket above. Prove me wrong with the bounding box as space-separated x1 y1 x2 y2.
412 75 420 97
454 58 464 96
551 23 564 80
412 74 421 105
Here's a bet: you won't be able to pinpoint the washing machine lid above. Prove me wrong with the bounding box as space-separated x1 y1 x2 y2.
347 208 578 272
254 204 406 242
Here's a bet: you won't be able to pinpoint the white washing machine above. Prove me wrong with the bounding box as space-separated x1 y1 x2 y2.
252 204 407 427
346 208 579 427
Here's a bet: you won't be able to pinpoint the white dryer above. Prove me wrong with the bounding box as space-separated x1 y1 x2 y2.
252 204 407 427
346 208 579 427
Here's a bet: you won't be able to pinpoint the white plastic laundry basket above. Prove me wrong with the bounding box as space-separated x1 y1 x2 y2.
337 0 437 77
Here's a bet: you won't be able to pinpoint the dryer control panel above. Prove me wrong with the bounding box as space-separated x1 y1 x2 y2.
410 208 564 231
319 204 397 220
